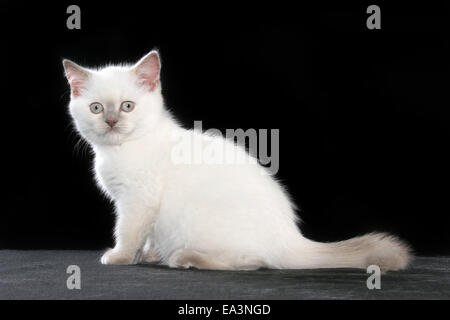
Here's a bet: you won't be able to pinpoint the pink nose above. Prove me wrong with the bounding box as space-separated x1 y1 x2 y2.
105 119 118 128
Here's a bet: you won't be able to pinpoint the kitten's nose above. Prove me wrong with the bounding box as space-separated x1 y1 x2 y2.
105 119 118 128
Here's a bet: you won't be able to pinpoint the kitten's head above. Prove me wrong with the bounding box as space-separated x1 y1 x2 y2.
63 50 164 146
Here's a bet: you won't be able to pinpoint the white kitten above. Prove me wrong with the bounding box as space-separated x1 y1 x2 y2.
63 51 411 271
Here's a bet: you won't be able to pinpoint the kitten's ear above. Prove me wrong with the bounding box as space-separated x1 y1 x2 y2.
63 59 91 97
132 50 161 91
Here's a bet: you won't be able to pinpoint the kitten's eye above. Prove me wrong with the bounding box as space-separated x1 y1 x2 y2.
121 101 135 112
89 103 104 114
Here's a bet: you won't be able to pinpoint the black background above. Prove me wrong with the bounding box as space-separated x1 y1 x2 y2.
2 2 449 255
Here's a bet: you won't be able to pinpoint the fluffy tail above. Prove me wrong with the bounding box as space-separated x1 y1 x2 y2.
285 232 412 271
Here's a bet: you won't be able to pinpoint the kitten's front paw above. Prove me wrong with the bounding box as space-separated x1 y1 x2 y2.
168 249 193 269
101 248 136 265
141 245 161 263
142 250 161 263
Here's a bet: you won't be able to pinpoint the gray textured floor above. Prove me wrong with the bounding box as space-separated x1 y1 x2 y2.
0 250 448 299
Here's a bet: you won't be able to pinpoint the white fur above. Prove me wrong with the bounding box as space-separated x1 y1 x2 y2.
64 51 411 271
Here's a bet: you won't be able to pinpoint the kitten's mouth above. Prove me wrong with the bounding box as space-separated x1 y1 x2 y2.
104 127 122 135
107 126 120 132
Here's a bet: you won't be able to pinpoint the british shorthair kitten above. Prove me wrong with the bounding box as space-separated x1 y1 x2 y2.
63 50 411 271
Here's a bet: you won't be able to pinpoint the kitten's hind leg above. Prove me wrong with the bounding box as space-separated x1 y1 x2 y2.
168 248 264 271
